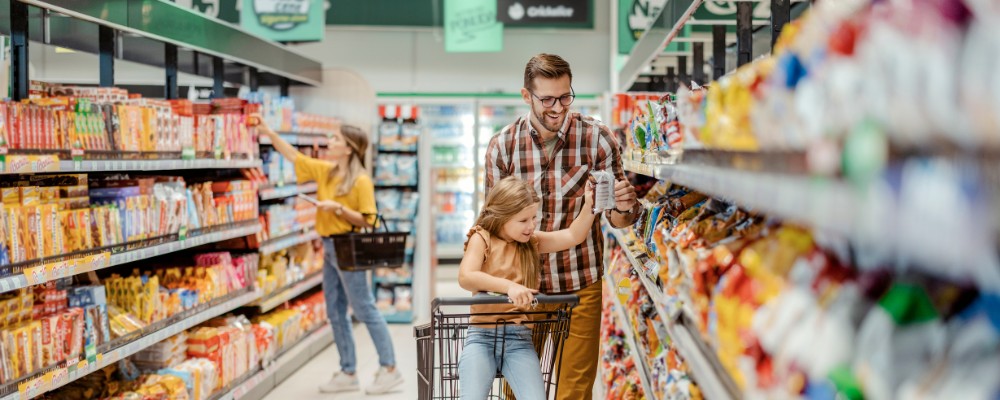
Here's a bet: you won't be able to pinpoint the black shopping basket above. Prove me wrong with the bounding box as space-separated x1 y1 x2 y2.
415 293 578 400
329 215 407 271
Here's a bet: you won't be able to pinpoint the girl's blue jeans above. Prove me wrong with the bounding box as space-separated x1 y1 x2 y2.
458 325 545 399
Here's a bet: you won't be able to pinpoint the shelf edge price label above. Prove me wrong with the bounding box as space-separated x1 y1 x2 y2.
24 266 47 285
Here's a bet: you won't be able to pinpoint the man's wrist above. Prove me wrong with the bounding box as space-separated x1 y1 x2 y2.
612 202 639 215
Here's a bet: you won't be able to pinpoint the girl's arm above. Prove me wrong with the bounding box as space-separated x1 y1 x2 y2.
536 183 596 253
249 114 304 163
458 233 537 307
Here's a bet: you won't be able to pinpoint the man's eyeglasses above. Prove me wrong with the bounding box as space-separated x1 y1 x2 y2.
528 89 575 108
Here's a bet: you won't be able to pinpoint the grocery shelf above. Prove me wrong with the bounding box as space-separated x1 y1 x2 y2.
215 324 333 400
260 227 319 255
624 158 856 238
436 186 475 194
252 272 324 313
260 133 329 147
377 148 419 154
9 1 321 87
0 221 261 295
3 288 263 400
0 158 263 175
373 276 414 286
604 276 657 400
607 225 740 400
258 183 319 201
437 243 465 259
381 309 415 324
375 184 419 190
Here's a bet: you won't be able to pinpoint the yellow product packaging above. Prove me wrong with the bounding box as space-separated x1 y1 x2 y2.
16 208 35 261
18 186 39 207
39 204 61 258
2 329 20 379
28 321 41 371
1 188 20 205
6 207 22 263
79 209 93 250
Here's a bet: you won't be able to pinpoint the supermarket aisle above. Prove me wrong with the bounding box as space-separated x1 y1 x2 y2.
265 265 466 399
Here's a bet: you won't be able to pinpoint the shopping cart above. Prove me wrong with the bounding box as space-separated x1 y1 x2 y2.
415 293 579 400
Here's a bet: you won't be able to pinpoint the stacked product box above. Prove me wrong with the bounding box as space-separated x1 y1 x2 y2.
0 283 111 384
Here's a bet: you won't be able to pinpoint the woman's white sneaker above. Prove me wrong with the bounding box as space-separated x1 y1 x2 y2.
365 367 403 394
319 371 360 393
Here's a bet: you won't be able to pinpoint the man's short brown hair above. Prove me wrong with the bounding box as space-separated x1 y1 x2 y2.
523 53 573 91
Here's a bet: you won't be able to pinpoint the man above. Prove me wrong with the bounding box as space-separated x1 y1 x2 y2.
484 53 640 399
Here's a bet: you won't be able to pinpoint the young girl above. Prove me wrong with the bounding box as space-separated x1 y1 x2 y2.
249 115 402 395
457 176 595 400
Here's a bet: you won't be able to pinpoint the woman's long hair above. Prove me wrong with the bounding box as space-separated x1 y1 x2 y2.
329 124 370 196
476 176 541 289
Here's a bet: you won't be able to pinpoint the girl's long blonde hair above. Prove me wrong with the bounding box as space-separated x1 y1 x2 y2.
329 124 369 196
477 176 541 289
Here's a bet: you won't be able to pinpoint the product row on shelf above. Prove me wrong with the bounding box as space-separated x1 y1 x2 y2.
0 172 260 272
1 85 259 164
37 289 328 400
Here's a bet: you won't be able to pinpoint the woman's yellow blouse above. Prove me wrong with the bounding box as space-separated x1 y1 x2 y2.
294 156 378 236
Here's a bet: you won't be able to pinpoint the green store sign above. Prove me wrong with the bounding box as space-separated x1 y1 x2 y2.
240 0 325 41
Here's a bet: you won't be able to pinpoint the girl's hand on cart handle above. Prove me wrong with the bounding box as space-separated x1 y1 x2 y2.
507 283 538 308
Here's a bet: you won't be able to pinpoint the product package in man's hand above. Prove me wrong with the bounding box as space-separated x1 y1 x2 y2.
591 170 616 212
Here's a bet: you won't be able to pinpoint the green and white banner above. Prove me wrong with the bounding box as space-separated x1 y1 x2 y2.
240 0 325 42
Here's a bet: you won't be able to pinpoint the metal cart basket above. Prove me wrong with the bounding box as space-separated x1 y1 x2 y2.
415 293 579 399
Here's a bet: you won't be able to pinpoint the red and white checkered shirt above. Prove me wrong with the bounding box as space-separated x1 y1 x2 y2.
485 112 626 293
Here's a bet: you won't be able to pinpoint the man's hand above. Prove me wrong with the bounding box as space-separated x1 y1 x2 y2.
613 179 637 212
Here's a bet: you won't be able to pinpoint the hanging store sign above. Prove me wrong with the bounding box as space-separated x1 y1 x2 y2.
619 0 667 54
496 0 592 28
240 0 325 42
444 0 504 53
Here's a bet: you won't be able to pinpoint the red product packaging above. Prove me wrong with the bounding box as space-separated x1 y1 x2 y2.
41 315 61 366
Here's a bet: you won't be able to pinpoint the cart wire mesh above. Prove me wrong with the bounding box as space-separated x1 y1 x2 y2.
415 294 578 400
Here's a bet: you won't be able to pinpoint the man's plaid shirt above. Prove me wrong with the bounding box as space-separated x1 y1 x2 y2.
484 111 626 293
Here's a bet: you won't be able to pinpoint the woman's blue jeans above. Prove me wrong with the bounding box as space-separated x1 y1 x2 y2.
322 238 396 373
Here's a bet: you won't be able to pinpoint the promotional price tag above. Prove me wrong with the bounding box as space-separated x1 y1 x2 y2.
24 266 47 285
47 261 70 280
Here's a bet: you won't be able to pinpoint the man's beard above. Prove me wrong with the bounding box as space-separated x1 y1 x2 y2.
533 106 566 133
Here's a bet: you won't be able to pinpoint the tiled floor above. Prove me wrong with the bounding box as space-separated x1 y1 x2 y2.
264 265 467 400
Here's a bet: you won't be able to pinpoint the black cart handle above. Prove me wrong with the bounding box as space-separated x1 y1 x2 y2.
433 293 580 308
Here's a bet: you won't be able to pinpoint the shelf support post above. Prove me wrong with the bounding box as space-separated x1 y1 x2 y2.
165 43 179 99
666 67 677 93
678 55 688 89
771 0 790 51
248 67 260 92
10 0 29 101
280 77 290 97
99 26 116 87
737 2 752 67
712 25 726 80
213 56 225 98
693 42 705 85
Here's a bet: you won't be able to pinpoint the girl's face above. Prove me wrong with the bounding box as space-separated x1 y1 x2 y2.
500 203 539 243
327 130 353 160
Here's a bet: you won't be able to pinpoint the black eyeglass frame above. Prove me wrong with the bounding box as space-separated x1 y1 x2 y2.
527 87 576 108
